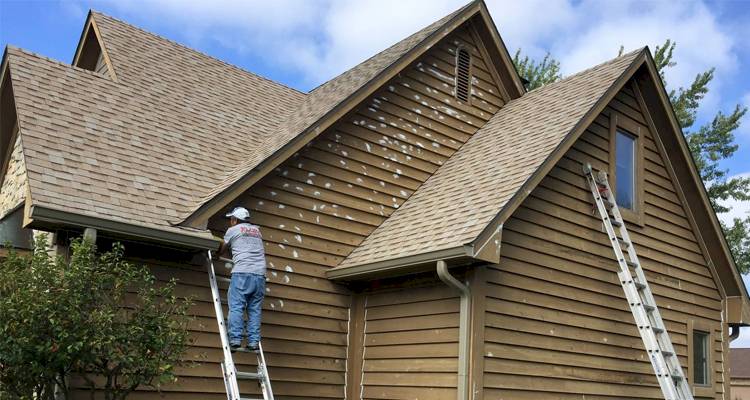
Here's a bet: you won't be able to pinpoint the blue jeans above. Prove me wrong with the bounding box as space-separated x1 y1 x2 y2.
227 273 265 345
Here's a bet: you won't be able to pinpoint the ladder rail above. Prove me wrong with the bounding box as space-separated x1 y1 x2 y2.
583 165 694 400
207 251 241 400
598 175 688 387
207 252 275 400
257 342 274 399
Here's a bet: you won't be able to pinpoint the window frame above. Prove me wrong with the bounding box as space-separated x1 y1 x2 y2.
454 45 472 105
687 319 714 397
608 111 644 225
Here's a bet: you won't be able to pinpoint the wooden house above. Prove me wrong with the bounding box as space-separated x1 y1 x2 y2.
1 1 748 399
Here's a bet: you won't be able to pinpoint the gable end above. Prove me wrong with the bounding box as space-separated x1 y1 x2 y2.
72 13 117 80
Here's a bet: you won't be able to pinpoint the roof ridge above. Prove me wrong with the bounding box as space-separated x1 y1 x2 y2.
525 47 646 95
90 10 306 96
6 45 115 82
307 1 476 94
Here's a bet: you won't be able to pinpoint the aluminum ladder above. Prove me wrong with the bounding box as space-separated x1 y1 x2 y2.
206 251 275 400
582 164 693 400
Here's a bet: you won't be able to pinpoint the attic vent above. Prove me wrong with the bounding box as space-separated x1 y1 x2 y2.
455 47 471 102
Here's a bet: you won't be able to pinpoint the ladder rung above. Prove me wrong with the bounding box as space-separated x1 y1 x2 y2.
633 280 647 290
652 326 665 334
236 371 261 380
233 347 260 354
662 350 675 357
240 398 264 400
672 374 683 381
626 260 638 268
642 303 655 312
618 239 630 248
610 219 622 227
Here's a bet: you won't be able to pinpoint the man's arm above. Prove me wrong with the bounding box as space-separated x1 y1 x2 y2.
215 241 228 259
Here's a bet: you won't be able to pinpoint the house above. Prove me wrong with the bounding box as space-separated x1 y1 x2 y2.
732 348 750 400
1 1 749 399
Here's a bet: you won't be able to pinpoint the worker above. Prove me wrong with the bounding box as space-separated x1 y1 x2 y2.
216 206 267 352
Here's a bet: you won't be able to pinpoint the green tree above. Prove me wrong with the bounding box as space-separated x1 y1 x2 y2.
0 237 193 400
513 41 750 273
512 49 562 90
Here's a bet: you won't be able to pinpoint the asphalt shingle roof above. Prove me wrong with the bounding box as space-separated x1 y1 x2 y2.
6 10 306 235
337 49 643 268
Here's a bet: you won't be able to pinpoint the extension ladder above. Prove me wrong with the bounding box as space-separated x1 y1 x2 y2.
206 251 275 400
582 164 693 400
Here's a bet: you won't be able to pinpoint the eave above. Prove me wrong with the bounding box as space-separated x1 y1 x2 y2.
26 203 219 250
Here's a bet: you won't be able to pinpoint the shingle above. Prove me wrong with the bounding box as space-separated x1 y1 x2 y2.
338 49 643 269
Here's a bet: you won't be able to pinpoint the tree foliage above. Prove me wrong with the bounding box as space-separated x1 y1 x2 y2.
512 49 562 90
0 236 193 400
513 41 750 273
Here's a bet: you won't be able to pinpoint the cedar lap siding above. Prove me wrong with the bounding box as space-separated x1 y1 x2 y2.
2 2 748 400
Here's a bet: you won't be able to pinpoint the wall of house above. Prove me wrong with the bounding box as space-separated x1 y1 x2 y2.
178 21 506 400
482 81 727 399
356 283 460 400
0 133 27 218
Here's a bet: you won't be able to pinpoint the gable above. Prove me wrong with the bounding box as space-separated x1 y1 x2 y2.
504 79 723 302
72 14 115 80
329 50 642 279
206 20 508 274
182 1 524 227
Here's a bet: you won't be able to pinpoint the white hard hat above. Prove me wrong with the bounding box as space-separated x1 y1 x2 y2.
226 206 250 221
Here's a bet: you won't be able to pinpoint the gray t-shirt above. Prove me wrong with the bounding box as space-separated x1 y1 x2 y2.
223 223 266 275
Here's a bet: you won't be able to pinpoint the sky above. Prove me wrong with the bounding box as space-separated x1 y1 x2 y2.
1 0 750 345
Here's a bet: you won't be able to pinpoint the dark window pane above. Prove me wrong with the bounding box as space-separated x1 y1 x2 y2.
693 330 709 385
615 131 635 209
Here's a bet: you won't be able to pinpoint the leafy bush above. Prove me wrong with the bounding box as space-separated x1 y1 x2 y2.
0 236 193 400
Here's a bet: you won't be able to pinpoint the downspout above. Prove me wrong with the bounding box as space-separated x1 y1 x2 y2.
729 324 741 343
436 260 470 400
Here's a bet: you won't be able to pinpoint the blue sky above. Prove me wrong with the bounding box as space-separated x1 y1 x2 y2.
2 0 750 345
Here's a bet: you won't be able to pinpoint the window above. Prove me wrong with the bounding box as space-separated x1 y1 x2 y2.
455 47 471 103
692 330 709 386
615 130 636 209
608 111 644 225
687 320 714 396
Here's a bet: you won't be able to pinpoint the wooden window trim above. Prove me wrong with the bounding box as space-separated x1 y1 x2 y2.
608 111 644 226
687 319 715 397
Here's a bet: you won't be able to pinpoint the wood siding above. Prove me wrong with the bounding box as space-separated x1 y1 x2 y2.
482 81 726 399
178 22 505 400
358 284 460 400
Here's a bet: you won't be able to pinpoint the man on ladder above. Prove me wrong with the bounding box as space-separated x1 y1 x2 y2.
216 206 267 352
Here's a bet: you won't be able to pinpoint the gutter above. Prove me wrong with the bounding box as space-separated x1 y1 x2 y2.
29 204 219 250
327 246 467 280
436 260 470 400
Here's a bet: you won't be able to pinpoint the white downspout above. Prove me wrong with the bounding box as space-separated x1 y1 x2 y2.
437 260 470 400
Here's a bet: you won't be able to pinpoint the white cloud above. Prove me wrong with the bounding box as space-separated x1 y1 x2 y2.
95 0 741 97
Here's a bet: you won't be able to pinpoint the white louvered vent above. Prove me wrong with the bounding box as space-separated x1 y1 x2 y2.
455 48 471 102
